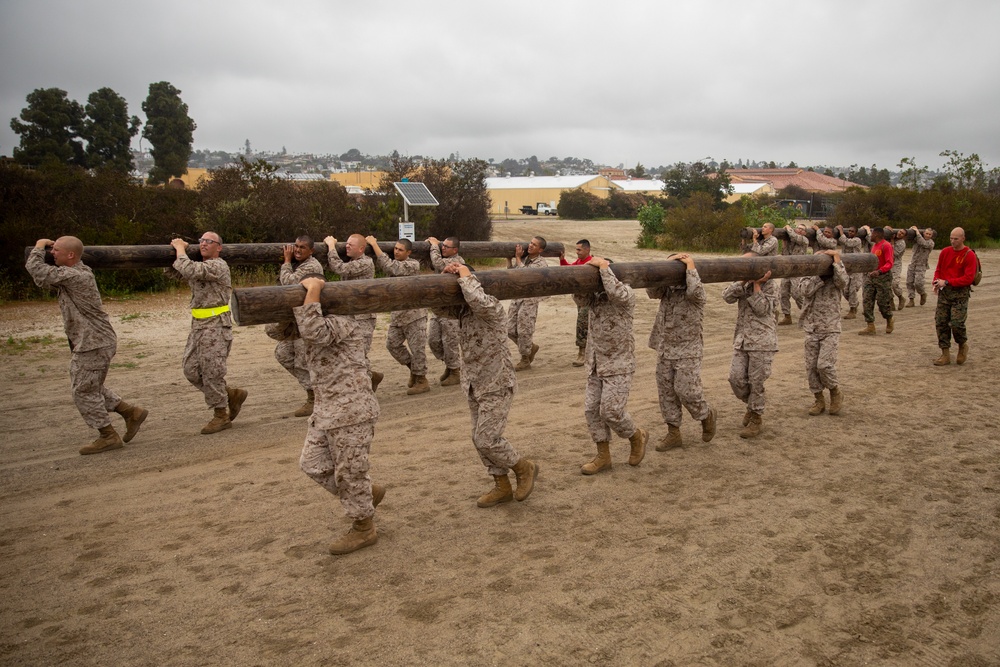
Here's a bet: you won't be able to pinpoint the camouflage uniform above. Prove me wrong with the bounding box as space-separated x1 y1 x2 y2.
575 266 637 443
749 235 779 257
794 260 848 393
779 228 809 316
891 238 907 302
575 304 589 348
723 279 779 416
935 286 971 349
814 232 838 251
647 268 711 428
907 234 934 300
294 301 379 521
26 248 121 428
837 233 864 308
428 245 465 372
506 254 547 358
375 253 428 376
327 250 376 364
862 238 894 324
274 256 325 391
434 274 520 476
165 256 232 409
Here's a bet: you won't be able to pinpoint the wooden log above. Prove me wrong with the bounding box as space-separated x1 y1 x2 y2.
741 226 934 242
231 254 877 326
23 241 565 269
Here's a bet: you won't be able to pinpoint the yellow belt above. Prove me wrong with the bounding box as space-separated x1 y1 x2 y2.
191 304 230 319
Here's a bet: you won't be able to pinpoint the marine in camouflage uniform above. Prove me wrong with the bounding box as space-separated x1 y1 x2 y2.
859 226 895 332
932 227 978 366
435 263 538 507
814 226 839 251
646 253 715 451
836 225 864 317
293 277 383 555
367 235 430 395
574 258 647 473
165 233 246 434
793 250 848 416
26 237 148 455
427 237 465 385
275 237 326 416
325 233 381 390
747 224 779 257
906 227 935 305
506 237 548 369
778 223 809 323
890 232 907 309
723 272 779 438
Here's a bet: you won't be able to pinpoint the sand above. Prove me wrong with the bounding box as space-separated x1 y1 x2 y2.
1 220 998 666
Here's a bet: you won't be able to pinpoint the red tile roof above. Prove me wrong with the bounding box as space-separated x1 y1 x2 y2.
725 168 865 193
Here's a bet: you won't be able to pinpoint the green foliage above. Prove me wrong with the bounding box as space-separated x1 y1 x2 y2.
10 88 86 167
557 188 610 219
606 190 646 220
661 161 732 207
81 88 141 173
650 193 745 252
142 82 196 184
636 201 666 248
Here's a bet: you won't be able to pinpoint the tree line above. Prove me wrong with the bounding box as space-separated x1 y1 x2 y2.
8 82 195 185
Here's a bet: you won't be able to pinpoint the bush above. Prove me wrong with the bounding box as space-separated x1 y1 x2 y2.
557 188 610 220
637 201 666 248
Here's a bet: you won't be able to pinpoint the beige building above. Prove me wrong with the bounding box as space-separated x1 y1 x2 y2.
485 174 614 215
724 181 775 203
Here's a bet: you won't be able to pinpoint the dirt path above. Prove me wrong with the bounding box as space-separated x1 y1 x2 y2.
2 220 998 666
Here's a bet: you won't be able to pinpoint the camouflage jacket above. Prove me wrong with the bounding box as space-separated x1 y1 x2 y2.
722 279 779 352
375 254 427 327
165 256 232 330
574 266 636 376
646 268 705 360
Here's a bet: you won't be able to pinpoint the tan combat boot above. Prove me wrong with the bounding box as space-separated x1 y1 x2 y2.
581 442 612 474
407 368 415 388
294 390 315 417
201 408 232 434
514 355 532 371
956 342 969 365
440 368 461 386
371 484 386 509
885 317 894 334
742 409 753 427
572 347 585 367
329 517 378 555
906 298 915 308
857 322 876 336
657 425 682 452
407 375 430 395
898 294 906 310
739 413 762 439
511 458 539 501
920 293 927 306
528 343 539 363
934 348 951 366
477 474 513 507
701 408 717 443
809 392 826 416
439 367 451 382
628 428 647 466
828 386 843 415
844 307 857 320
227 386 248 421
370 371 384 392
80 425 124 455
114 401 148 443
778 314 793 326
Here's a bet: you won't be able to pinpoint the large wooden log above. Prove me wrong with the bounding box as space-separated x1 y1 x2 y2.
23 241 565 269
231 254 877 325
741 226 934 242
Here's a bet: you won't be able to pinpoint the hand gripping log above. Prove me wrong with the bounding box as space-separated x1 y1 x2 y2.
230 253 877 326
741 226 933 242
23 241 565 269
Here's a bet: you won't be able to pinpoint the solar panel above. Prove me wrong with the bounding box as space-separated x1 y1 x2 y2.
393 181 439 206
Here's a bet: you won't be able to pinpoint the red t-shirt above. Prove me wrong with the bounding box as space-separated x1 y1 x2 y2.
872 239 894 273
560 255 593 266
933 246 978 287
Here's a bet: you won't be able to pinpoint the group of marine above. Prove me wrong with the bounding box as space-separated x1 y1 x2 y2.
25 219 977 555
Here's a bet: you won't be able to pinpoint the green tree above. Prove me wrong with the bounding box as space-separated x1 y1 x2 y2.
81 87 141 172
9 87 86 167
898 157 928 190
661 160 732 207
627 162 647 178
142 81 196 184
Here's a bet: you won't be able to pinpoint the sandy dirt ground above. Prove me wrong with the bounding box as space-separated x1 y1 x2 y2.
1 220 998 666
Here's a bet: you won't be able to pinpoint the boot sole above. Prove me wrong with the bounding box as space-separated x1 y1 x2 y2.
477 493 514 508
201 421 233 435
581 462 612 475
79 441 124 455
329 531 378 555
228 390 248 421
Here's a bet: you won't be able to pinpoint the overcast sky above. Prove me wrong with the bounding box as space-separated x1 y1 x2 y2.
2 0 998 172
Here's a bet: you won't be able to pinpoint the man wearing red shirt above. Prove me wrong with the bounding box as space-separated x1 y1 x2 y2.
560 239 594 366
858 225 895 335
932 227 978 366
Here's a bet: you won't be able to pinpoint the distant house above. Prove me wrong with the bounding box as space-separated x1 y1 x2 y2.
725 181 775 203
725 168 863 194
485 174 614 215
329 171 386 191
610 179 665 196
599 167 626 180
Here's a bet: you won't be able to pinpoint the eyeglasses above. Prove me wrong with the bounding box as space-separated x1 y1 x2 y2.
199 238 220 245
441 244 456 249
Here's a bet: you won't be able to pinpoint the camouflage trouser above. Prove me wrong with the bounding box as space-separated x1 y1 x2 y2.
575 305 589 349
804 331 839 393
275 338 311 392
300 422 375 521
891 264 904 300
507 299 539 357
386 316 428 376
729 349 775 416
428 316 461 370
862 272 894 323
183 326 232 409
656 356 711 426
70 345 121 429
584 372 637 443
466 387 520 477
906 265 928 299
844 273 862 309
357 316 376 373
780 278 803 315
935 286 970 348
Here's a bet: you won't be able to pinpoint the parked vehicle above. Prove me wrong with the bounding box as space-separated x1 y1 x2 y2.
520 202 558 216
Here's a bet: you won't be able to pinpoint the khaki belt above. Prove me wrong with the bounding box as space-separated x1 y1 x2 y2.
191 304 230 319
